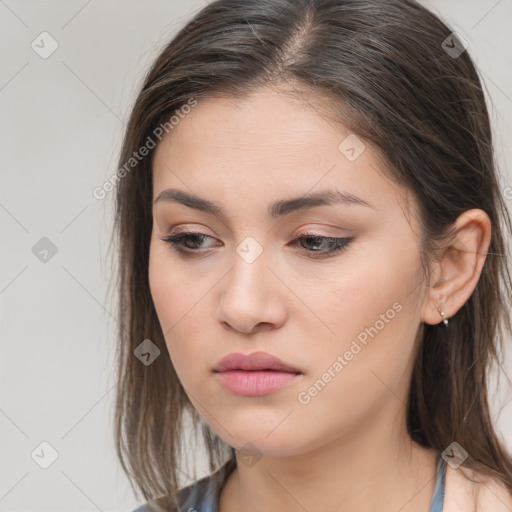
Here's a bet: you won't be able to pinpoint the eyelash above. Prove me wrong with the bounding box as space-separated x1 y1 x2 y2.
160 231 354 258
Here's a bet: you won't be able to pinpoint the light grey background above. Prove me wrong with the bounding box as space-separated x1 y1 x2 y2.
1 1 511 511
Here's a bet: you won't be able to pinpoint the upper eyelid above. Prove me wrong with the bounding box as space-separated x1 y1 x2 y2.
165 225 350 238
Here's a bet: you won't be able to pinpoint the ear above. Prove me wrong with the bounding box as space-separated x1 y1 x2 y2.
422 209 492 326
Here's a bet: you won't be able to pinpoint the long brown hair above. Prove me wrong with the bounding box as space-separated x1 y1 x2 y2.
112 0 512 504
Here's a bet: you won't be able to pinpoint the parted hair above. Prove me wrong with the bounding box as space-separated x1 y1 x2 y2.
112 0 512 506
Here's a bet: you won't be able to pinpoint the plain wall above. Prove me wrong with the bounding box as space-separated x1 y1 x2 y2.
1 1 511 510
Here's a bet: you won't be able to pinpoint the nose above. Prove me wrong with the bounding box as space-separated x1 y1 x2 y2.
216 248 287 335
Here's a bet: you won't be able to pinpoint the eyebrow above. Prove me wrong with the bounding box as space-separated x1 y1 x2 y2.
153 188 375 218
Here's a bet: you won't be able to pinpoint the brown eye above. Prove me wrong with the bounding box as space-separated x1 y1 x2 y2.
160 232 217 255
160 231 354 258
292 234 353 257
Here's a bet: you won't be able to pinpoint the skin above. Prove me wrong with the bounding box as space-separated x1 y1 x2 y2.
148 86 491 512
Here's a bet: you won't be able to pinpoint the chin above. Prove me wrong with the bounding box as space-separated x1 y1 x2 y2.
208 417 311 458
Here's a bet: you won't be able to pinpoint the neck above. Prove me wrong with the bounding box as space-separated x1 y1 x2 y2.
219 407 438 512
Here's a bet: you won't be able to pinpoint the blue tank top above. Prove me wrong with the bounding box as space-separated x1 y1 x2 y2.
430 455 447 512
132 455 446 511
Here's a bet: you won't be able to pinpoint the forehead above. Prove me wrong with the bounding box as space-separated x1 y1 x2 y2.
151 87 414 220
155 88 345 167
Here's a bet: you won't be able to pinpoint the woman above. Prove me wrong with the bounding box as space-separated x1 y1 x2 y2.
112 0 512 510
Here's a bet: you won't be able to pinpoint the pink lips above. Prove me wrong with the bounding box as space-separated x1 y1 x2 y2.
213 351 302 397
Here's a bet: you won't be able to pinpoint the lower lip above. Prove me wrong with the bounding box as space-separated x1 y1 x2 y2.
215 370 301 396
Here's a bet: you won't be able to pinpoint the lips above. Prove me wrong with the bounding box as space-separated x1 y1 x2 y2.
213 352 303 396
213 351 301 373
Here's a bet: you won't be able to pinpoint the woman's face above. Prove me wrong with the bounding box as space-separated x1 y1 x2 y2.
149 87 429 456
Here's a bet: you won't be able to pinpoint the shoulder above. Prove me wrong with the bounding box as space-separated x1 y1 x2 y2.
444 462 512 512
130 458 237 512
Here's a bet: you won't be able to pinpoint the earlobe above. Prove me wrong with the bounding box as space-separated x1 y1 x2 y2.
421 209 492 326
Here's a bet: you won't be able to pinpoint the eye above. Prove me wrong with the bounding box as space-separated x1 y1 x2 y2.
160 232 217 255
291 231 354 257
160 231 354 258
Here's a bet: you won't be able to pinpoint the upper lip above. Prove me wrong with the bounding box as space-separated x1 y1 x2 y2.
214 351 301 373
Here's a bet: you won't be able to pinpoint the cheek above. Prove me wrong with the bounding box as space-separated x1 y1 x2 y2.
307 238 423 388
148 241 203 326
148 246 179 331
148 242 221 391
148 244 196 358
285 265 421 450
315 252 418 334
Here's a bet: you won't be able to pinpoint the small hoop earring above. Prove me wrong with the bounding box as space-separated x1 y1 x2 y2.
437 307 449 326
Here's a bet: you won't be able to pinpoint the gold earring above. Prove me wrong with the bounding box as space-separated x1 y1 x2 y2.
437 307 449 326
